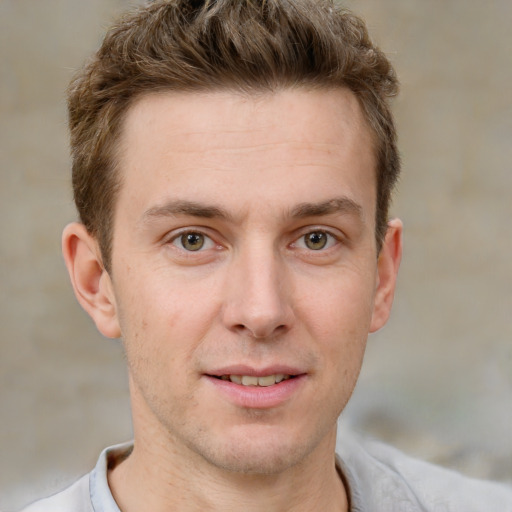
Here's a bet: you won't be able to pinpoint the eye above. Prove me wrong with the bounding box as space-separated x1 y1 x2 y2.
171 231 215 252
295 230 338 251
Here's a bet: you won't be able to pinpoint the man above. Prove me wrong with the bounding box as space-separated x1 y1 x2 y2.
22 0 512 511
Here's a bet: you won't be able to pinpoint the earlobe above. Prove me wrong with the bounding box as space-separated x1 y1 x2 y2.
369 218 403 333
62 222 121 339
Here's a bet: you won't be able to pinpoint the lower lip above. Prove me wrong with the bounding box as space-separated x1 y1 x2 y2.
204 375 306 409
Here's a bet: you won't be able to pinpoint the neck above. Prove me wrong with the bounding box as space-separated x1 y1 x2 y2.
109 422 348 512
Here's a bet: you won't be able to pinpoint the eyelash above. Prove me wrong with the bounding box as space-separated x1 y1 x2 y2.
169 230 216 252
167 228 341 253
292 230 340 252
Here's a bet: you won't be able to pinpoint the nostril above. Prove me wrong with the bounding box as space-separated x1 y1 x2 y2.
232 323 289 339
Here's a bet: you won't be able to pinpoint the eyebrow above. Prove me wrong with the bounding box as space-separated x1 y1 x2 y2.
142 200 232 222
141 196 363 224
290 197 363 219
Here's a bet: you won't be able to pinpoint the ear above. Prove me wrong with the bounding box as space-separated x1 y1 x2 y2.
62 222 121 339
369 218 403 333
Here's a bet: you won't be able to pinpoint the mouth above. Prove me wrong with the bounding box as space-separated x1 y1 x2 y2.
205 369 306 408
210 374 295 387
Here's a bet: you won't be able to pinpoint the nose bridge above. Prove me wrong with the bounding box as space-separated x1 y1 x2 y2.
222 237 292 338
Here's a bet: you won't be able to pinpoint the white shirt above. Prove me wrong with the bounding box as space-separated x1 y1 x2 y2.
21 434 512 512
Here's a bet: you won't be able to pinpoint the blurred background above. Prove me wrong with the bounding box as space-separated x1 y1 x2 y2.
1 0 511 509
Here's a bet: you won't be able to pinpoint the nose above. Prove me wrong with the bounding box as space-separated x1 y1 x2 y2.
221 245 294 339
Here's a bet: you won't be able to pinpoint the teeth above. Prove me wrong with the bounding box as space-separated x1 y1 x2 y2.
257 375 276 387
226 374 291 386
241 375 259 386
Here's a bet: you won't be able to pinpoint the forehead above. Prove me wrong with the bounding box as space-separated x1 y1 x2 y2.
121 87 374 157
116 88 377 221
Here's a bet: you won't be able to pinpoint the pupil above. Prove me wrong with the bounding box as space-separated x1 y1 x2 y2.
183 233 204 251
306 232 327 250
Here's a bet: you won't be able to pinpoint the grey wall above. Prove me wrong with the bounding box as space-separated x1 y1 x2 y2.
1 1 511 509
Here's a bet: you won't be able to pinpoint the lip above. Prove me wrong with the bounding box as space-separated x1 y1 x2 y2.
206 364 305 378
204 365 307 409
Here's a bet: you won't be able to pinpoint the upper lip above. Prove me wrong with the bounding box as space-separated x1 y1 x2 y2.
205 364 306 377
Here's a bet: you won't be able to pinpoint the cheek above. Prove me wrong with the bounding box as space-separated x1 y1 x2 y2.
294 271 374 392
115 269 221 371
297 273 376 341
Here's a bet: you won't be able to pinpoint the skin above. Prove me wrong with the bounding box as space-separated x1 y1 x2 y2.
63 88 402 511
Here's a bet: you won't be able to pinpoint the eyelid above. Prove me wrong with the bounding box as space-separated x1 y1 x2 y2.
165 227 219 250
294 231 338 250
291 226 344 248
162 225 345 253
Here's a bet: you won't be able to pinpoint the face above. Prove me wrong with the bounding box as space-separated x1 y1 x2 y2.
69 88 401 475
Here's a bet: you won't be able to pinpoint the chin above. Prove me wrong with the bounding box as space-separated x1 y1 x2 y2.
185 423 327 476
201 443 306 475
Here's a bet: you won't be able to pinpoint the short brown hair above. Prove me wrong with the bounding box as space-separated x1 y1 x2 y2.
68 0 399 272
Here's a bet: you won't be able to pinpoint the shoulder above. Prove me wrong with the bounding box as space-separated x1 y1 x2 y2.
19 474 92 512
337 432 512 512
18 441 131 512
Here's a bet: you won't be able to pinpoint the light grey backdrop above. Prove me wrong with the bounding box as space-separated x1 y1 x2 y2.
1 1 511 509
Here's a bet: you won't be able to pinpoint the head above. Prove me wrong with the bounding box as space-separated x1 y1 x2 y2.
68 0 399 274
63 0 403 482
